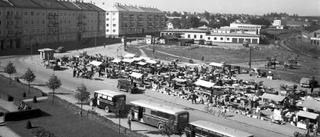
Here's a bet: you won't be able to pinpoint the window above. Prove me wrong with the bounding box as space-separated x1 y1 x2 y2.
31 21 34 24
106 12 109 15
194 35 197 38
106 24 109 27
188 34 190 38
106 18 109 21
214 37 217 40
113 18 115 21
31 12 34 16
113 24 116 27
106 29 109 32
200 35 203 39
113 30 116 32
0 21 1 25
227 38 230 40
220 37 223 40
25 20 28 24
208 37 210 40
0 11 1 16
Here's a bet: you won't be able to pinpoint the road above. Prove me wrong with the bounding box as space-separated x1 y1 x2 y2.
0 43 305 137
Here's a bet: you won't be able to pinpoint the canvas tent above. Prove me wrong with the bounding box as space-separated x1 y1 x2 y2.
130 72 143 79
194 80 215 88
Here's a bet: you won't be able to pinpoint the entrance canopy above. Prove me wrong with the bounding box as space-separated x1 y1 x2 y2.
194 80 215 88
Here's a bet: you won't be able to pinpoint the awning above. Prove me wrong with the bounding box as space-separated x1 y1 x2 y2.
89 61 102 66
209 62 225 67
124 53 135 58
132 57 141 61
301 98 320 112
146 60 157 64
130 72 143 78
296 111 319 120
137 62 147 66
194 80 215 88
260 93 285 102
112 58 121 63
122 58 134 63
300 77 310 84
173 78 187 82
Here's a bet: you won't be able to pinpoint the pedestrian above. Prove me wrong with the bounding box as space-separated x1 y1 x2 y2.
73 68 77 77
314 124 318 136
127 114 132 130
202 56 204 61
103 43 106 48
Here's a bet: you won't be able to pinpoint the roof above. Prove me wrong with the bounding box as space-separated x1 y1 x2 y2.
301 98 320 112
189 120 254 137
38 48 55 52
109 3 162 13
296 111 319 119
207 33 260 37
94 90 125 97
260 93 285 102
161 29 209 33
194 80 215 88
159 35 179 40
303 25 320 33
130 100 188 115
1 0 104 11
124 53 135 58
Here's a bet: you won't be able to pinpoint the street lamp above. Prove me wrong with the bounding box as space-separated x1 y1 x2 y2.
243 40 252 74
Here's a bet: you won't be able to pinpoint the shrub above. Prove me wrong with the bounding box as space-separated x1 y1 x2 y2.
26 121 32 129
33 96 37 103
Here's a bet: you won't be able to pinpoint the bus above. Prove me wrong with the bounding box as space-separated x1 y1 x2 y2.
90 90 126 113
129 100 189 134
184 120 254 137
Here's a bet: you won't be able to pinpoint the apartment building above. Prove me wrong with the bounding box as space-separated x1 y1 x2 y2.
0 0 105 51
105 3 166 37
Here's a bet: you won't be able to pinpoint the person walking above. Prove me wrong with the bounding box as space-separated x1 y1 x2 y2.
73 68 77 77
127 113 132 130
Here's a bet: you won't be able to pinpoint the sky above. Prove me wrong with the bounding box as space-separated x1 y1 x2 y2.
88 0 320 16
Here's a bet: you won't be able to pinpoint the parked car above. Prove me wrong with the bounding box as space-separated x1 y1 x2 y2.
55 46 66 53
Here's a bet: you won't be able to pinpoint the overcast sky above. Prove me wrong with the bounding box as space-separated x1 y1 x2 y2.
89 0 320 16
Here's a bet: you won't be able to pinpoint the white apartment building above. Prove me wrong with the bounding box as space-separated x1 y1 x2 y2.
105 3 166 37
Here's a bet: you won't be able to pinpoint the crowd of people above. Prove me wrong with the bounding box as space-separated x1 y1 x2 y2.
55 52 318 135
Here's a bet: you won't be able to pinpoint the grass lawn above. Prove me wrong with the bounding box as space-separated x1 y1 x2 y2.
0 75 43 103
6 100 127 137
0 75 127 137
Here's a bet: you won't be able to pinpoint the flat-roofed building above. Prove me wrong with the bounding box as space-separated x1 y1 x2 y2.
105 3 166 37
0 0 105 51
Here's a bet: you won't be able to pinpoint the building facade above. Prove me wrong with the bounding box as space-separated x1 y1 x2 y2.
0 0 105 51
160 23 261 44
302 26 320 46
105 3 165 37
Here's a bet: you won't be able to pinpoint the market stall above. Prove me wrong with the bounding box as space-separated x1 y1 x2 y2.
296 110 319 129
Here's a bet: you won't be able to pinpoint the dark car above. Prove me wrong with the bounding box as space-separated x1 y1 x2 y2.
55 46 65 53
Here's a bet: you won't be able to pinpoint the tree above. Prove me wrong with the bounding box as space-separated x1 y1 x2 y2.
4 61 16 85
46 74 61 103
188 16 200 28
171 18 181 29
22 68 36 93
75 84 90 117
